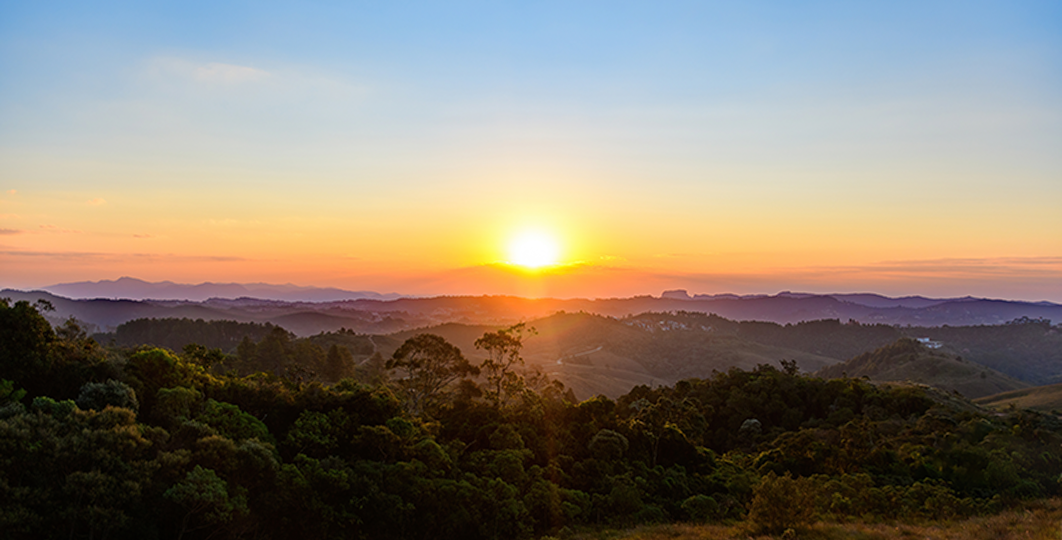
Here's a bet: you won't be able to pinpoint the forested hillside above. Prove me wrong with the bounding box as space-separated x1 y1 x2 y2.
104 317 281 352
917 318 1062 384
3 298 1062 539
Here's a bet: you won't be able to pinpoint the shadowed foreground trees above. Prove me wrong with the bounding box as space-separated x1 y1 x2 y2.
2 299 1061 539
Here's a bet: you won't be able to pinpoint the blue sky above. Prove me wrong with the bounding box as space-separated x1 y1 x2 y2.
1 1 1060 300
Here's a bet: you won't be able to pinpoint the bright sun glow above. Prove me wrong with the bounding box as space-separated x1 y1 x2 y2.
508 230 560 269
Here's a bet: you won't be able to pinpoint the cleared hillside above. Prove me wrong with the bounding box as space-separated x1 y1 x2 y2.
976 383 1062 412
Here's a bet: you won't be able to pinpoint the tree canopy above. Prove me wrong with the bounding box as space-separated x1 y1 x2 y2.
1 300 1060 539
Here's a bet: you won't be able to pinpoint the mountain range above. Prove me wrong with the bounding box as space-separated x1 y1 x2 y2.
41 277 403 302
5 281 1060 400
3 282 1060 336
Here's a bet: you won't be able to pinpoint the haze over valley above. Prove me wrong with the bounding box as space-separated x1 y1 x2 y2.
6 279 1060 401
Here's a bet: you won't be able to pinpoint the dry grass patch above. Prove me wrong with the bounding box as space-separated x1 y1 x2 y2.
560 498 1062 540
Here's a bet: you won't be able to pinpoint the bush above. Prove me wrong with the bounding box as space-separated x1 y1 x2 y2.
681 494 720 522
76 379 139 412
748 472 816 533
30 396 76 418
589 429 629 460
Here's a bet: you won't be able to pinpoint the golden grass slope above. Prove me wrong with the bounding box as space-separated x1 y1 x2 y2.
563 498 1062 540
975 382 1062 412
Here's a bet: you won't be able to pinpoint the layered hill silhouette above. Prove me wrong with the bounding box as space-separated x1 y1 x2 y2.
42 276 402 302
815 338 1027 399
6 286 1061 398
5 286 1060 334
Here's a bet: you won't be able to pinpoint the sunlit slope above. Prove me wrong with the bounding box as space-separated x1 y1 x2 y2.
816 338 1028 399
384 311 839 399
975 383 1062 412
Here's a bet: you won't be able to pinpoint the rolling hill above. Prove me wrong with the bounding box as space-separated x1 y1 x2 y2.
383 311 839 399
10 288 1061 400
815 338 1028 399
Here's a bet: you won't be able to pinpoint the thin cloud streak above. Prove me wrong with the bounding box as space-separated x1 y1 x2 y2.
0 250 247 262
37 225 83 234
382 257 1062 302
147 58 270 85
795 257 1062 279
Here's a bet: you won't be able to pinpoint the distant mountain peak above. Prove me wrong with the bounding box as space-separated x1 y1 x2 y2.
661 289 692 300
775 291 819 299
42 278 402 303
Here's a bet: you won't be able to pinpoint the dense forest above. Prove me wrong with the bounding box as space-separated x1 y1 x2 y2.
3 298 1062 539
917 318 1062 384
106 318 282 353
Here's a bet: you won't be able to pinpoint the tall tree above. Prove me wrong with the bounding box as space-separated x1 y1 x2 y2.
475 323 533 407
386 334 479 416
323 344 354 382
0 299 56 395
255 327 294 376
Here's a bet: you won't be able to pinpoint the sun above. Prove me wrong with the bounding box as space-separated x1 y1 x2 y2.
507 230 560 269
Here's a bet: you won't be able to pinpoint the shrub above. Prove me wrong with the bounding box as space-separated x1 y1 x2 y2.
76 379 139 412
748 472 816 533
589 429 629 460
681 494 720 522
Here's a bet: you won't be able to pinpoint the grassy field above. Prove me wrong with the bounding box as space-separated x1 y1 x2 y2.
560 498 1062 540
976 383 1062 412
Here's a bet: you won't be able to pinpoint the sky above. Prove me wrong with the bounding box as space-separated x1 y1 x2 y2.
1 1 1060 301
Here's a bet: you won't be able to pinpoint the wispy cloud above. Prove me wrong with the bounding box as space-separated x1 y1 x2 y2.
645 257 1062 302
39 224 82 234
139 56 369 112
398 255 1062 302
204 218 265 228
149 58 270 85
0 229 23 235
796 257 1062 279
86 198 106 206
0 250 248 262
651 252 716 259
193 62 270 84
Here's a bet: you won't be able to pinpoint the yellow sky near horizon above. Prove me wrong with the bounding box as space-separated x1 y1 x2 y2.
2 167 1060 301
